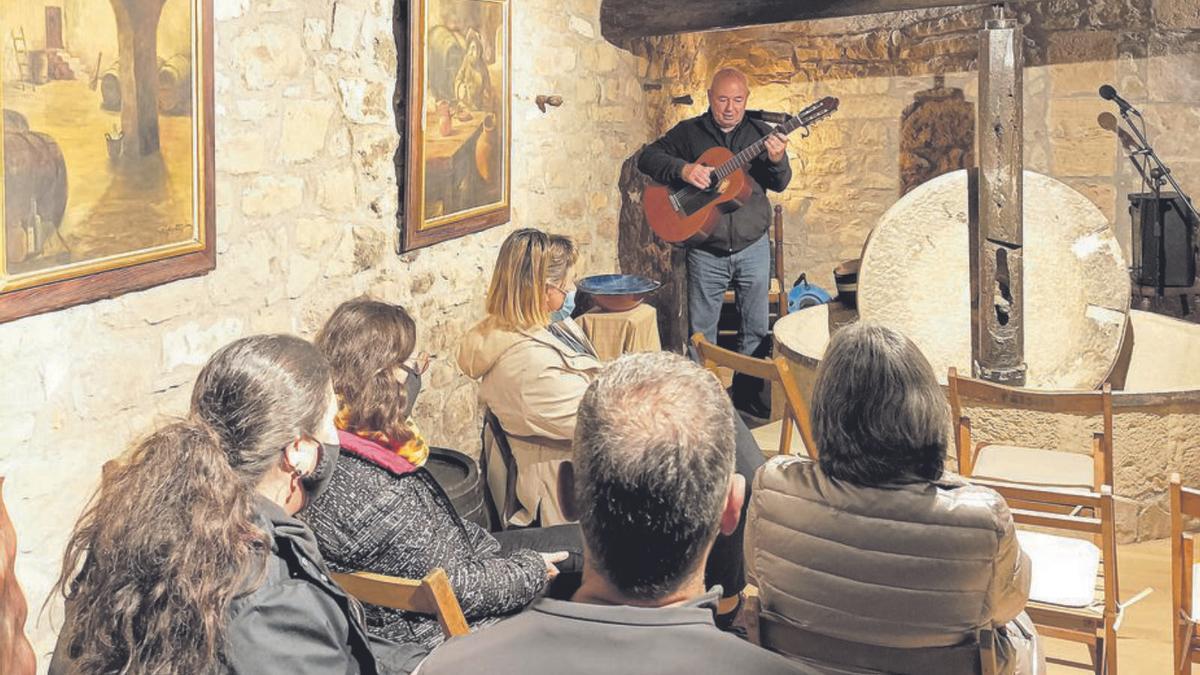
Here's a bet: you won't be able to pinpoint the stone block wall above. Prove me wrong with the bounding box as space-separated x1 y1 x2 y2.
628 0 1200 293
0 0 648 664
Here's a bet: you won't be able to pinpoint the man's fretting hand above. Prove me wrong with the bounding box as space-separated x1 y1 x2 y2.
681 162 716 191
764 132 788 164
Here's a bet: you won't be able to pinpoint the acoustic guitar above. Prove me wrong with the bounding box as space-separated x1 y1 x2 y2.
642 96 840 246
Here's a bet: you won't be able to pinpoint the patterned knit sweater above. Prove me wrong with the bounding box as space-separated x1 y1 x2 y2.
302 445 547 650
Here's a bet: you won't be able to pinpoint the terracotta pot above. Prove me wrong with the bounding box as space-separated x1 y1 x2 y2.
474 113 497 183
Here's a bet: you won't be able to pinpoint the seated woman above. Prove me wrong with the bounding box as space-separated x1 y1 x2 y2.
49 335 425 675
458 228 766 629
303 298 579 650
745 322 1042 674
457 229 602 527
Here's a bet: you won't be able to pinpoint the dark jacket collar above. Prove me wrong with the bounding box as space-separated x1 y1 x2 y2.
537 572 722 626
700 110 749 146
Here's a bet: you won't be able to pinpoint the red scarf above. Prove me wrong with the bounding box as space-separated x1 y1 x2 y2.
337 429 419 476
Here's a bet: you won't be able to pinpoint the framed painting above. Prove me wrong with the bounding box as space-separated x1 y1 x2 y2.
0 0 215 323
400 0 510 252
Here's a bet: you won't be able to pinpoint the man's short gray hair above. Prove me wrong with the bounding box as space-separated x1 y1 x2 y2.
573 351 735 600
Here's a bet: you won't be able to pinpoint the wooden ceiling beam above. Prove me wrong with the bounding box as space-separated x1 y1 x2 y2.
600 0 994 43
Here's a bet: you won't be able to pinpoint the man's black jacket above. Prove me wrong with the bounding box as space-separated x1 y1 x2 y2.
638 111 793 255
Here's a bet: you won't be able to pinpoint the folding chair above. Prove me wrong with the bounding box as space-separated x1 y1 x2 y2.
948 367 1114 492
1171 473 1200 674
479 409 519 531
331 568 469 639
975 479 1119 675
692 333 816 458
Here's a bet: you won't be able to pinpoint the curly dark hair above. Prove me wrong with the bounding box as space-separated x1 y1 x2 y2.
812 322 948 486
316 297 417 443
52 334 331 674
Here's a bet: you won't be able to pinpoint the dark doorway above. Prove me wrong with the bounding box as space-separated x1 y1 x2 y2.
45 6 64 50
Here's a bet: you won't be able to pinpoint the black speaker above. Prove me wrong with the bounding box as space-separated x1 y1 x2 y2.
1130 192 1196 288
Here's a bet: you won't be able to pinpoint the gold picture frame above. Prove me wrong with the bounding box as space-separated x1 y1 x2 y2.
400 0 510 252
0 0 215 322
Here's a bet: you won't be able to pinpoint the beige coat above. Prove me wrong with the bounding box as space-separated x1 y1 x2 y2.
457 318 603 526
746 455 1038 674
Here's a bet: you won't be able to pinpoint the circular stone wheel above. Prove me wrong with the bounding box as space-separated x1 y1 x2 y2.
857 169 1130 389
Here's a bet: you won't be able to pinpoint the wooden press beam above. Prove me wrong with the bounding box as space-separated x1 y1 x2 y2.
971 4 1026 385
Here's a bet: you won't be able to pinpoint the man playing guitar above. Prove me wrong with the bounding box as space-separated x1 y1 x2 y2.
638 67 792 415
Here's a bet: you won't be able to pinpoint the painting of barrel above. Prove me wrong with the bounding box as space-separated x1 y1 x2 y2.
401 0 510 251
0 0 214 322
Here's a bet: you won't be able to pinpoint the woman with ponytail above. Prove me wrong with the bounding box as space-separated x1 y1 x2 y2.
303 298 580 651
49 334 427 675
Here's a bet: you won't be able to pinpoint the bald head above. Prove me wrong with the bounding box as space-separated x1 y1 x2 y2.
707 68 750 131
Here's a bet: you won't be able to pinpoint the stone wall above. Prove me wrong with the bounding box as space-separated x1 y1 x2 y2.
628 0 1200 292
0 0 648 664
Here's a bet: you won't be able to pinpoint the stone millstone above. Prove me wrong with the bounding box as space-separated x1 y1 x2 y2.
857 169 1130 389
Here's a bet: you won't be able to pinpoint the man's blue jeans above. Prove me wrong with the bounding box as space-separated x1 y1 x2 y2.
686 233 770 357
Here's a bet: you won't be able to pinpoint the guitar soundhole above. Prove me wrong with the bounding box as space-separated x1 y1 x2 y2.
671 185 719 217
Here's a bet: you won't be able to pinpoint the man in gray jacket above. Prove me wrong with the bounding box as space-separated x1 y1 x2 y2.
415 352 813 674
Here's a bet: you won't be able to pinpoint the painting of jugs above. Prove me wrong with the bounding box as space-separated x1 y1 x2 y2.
0 0 214 322
403 0 510 251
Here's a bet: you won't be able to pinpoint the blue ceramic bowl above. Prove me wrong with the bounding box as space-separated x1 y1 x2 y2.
577 274 661 312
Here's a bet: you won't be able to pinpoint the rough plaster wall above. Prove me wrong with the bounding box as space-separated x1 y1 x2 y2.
631 0 1200 291
0 0 648 665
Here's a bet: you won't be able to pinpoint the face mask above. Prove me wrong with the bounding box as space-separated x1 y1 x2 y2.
551 289 576 323
401 365 422 420
301 441 341 501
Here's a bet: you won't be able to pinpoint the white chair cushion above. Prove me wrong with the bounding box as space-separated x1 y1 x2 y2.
1016 530 1101 608
972 444 1095 490
751 419 808 457
1192 563 1200 621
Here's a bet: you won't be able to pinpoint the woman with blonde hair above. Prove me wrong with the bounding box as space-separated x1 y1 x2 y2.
458 229 602 527
303 298 578 650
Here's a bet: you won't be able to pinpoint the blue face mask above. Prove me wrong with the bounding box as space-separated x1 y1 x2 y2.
551 289 576 323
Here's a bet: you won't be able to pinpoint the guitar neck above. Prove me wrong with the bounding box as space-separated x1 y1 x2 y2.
713 115 804 180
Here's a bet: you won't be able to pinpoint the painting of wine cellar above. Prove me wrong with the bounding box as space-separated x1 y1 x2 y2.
401 0 509 251
0 0 213 321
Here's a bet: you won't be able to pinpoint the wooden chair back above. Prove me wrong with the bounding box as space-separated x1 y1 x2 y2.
1172 473 1200 674
480 409 519 530
947 367 1114 489
330 568 469 639
759 610 996 675
0 478 36 675
973 479 1119 674
692 333 816 458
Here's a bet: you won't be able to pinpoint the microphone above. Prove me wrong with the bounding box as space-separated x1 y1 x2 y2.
746 109 791 124
1099 85 1139 115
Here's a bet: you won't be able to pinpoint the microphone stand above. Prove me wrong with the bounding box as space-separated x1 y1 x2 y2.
1116 105 1200 299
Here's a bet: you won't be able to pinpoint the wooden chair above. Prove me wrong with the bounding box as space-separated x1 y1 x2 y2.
947 367 1114 492
974 479 1119 675
0 477 36 675
1171 473 1200 674
479 409 519 531
330 568 469 640
722 204 789 325
758 609 997 674
692 333 816 458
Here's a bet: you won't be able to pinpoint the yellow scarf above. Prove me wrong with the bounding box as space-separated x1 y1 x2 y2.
335 406 430 467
